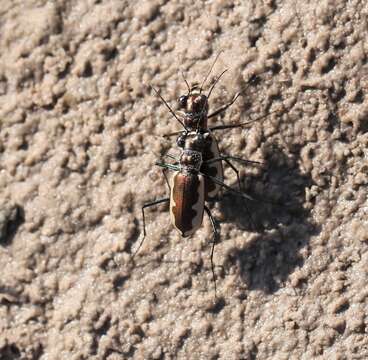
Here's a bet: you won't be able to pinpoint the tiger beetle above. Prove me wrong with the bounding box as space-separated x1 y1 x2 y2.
134 141 257 297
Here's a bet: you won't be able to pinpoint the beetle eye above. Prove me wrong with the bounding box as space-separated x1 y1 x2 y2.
176 134 186 148
178 95 187 108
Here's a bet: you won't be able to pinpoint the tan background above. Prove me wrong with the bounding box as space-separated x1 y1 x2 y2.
0 0 368 359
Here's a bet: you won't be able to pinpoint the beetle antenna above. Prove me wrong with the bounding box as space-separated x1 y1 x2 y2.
207 69 228 100
199 68 228 131
181 71 191 94
200 51 223 93
150 85 188 131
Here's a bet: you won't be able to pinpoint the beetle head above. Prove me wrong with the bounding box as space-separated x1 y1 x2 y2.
178 84 208 130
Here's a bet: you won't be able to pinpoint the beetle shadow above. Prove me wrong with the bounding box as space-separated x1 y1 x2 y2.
0 205 25 247
217 144 320 294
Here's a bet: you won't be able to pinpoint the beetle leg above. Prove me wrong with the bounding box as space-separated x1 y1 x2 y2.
205 155 262 194
162 130 184 138
203 156 242 191
210 107 281 131
204 205 219 298
203 155 261 191
239 197 258 232
162 169 171 191
133 197 170 259
155 161 180 172
200 170 255 201
150 85 188 131
210 123 244 131
207 92 241 119
156 152 179 169
222 159 241 191
161 153 178 162
204 155 263 166
202 171 280 206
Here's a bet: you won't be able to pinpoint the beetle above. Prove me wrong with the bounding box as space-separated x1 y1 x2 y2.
134 138 257 296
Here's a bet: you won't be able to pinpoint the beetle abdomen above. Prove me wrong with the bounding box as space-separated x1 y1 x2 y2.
202 133 223 200
170 172 205 237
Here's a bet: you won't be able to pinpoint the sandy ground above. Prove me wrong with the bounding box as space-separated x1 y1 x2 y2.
0 0 368 359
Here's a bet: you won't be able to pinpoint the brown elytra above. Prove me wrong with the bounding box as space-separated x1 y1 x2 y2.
170 171 205 237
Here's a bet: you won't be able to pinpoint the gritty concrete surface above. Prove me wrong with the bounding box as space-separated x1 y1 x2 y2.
0 0 368 359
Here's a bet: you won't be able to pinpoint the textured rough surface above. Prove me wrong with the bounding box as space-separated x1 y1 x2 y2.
0 1 368 359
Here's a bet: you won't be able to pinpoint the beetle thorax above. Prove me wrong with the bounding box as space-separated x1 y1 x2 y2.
183 132 208 153
180 149 202 172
